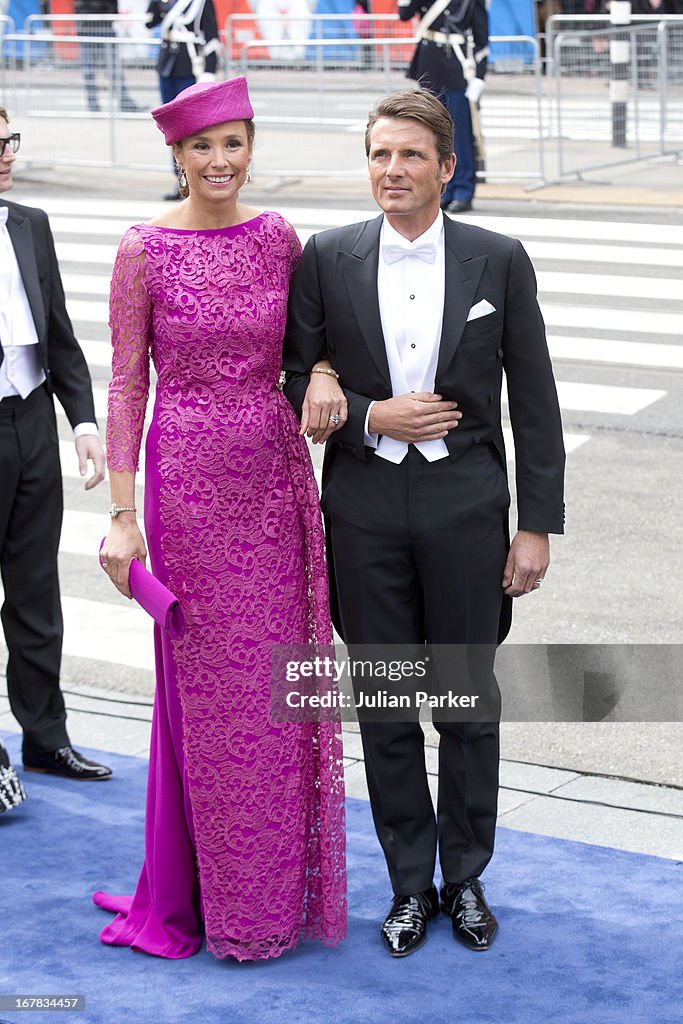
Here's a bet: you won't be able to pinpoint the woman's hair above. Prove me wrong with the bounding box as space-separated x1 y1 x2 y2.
0 106 9 123
365 90 454 167
174 118 255 199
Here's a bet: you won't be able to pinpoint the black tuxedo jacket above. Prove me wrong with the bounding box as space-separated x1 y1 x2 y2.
283 213 565 537
0 199 96 428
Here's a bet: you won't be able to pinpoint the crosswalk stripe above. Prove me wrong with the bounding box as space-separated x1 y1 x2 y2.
543 304 683 337
62 268 683 306
548 336 683 371
76 334 683 375
67 295 683 341
537 272 683 302
554 381 665 415
61 595 154 671
18 194 683 247
524 240 683 268
56 241 118 266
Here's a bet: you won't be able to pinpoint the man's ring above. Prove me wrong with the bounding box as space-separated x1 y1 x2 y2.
330 414 341 425
535 578 543 585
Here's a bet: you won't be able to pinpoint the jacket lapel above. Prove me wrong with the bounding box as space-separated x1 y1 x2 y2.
3 202 46 344
436 216 487 381
340 215 391 384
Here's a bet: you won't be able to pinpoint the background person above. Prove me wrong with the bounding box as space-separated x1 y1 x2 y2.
0 108 110 782
75 0 142 113
399 0 488 213
95 77 347 961
146 0 220 199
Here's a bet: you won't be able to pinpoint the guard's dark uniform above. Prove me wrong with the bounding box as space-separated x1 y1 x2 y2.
398 0 488 206
147 0 220 105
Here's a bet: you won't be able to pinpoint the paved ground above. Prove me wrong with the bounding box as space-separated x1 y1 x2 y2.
2 152 682 864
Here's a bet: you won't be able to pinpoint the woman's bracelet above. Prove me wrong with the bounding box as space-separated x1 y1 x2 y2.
310 367 339 380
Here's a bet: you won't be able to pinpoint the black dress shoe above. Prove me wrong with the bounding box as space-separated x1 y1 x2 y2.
23 746 112 781
441 877 498 951
445 200 473 214
380 886 439 957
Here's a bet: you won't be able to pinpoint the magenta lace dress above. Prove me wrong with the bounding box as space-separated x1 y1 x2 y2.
93 212 346 961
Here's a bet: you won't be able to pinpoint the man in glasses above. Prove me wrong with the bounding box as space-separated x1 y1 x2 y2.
0 108 112 781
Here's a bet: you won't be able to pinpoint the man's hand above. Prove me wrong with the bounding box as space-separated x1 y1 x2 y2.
368 392 461 443
502 530 550 598
75 434 106 490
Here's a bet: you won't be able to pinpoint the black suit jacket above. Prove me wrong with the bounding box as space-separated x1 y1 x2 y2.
283 213 565 537
0 199 96 428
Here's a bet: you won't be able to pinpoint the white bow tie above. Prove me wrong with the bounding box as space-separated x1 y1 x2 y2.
0 207 8 227
383 237 437 265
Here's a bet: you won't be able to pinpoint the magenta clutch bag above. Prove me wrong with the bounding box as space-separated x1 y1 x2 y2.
100 540 185 639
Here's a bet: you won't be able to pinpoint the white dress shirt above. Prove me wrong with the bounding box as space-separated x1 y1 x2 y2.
0 208 97 437
367 211 449 464
0 209 44 400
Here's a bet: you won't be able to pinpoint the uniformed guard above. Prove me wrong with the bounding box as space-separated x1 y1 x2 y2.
398 0 488 212
147 0 221 197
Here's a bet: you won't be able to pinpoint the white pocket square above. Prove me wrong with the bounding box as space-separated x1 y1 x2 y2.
467 299 496 322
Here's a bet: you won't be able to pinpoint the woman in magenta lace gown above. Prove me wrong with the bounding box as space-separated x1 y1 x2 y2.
94 77 347 961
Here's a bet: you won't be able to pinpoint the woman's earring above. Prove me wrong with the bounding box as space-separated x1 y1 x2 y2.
178 166 188 189
246 165 252 184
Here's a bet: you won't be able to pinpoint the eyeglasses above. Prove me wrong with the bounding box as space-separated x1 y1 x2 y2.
0 134 21 158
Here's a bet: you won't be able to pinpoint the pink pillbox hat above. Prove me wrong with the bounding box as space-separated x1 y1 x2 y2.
151 76 255 146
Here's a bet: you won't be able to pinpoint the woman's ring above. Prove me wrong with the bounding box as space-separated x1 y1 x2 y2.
101 561 108 569
330 414 341 425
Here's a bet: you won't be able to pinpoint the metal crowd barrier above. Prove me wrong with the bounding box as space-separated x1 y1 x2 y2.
3 17 678 185
225 13 414 73
549 20 683 182
238 34 545 184
546 12 683 73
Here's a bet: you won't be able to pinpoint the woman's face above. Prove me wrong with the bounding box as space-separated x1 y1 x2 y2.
174 120 251 203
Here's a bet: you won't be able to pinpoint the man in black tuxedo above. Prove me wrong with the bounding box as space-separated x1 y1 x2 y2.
0 108 111 781
284 90 565 956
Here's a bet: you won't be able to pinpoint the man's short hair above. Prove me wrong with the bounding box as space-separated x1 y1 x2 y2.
365 89 454 166
0 106 9 123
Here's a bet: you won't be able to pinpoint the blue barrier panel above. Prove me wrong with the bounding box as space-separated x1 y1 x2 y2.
307 0 359 62
6 0 42 58
488 0 537 65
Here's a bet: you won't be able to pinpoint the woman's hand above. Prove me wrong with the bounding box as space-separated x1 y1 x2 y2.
301 368 347 445
100 518 147 599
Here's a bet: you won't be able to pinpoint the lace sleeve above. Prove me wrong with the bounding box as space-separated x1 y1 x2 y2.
106 227 152 473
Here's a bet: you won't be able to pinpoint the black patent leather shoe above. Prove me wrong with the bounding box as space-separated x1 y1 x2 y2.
441 877 498 951
380 886 439 957
445 200 473 214
23 746 112 781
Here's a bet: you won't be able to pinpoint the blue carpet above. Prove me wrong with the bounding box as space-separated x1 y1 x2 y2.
1 732 682 1024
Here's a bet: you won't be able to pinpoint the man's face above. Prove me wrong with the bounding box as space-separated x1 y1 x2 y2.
0 116 16 194
367 116 454 222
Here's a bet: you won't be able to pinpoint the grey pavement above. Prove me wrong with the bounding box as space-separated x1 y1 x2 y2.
2 149 682 869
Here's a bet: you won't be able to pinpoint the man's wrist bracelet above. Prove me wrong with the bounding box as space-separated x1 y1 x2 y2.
311 367 339 380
